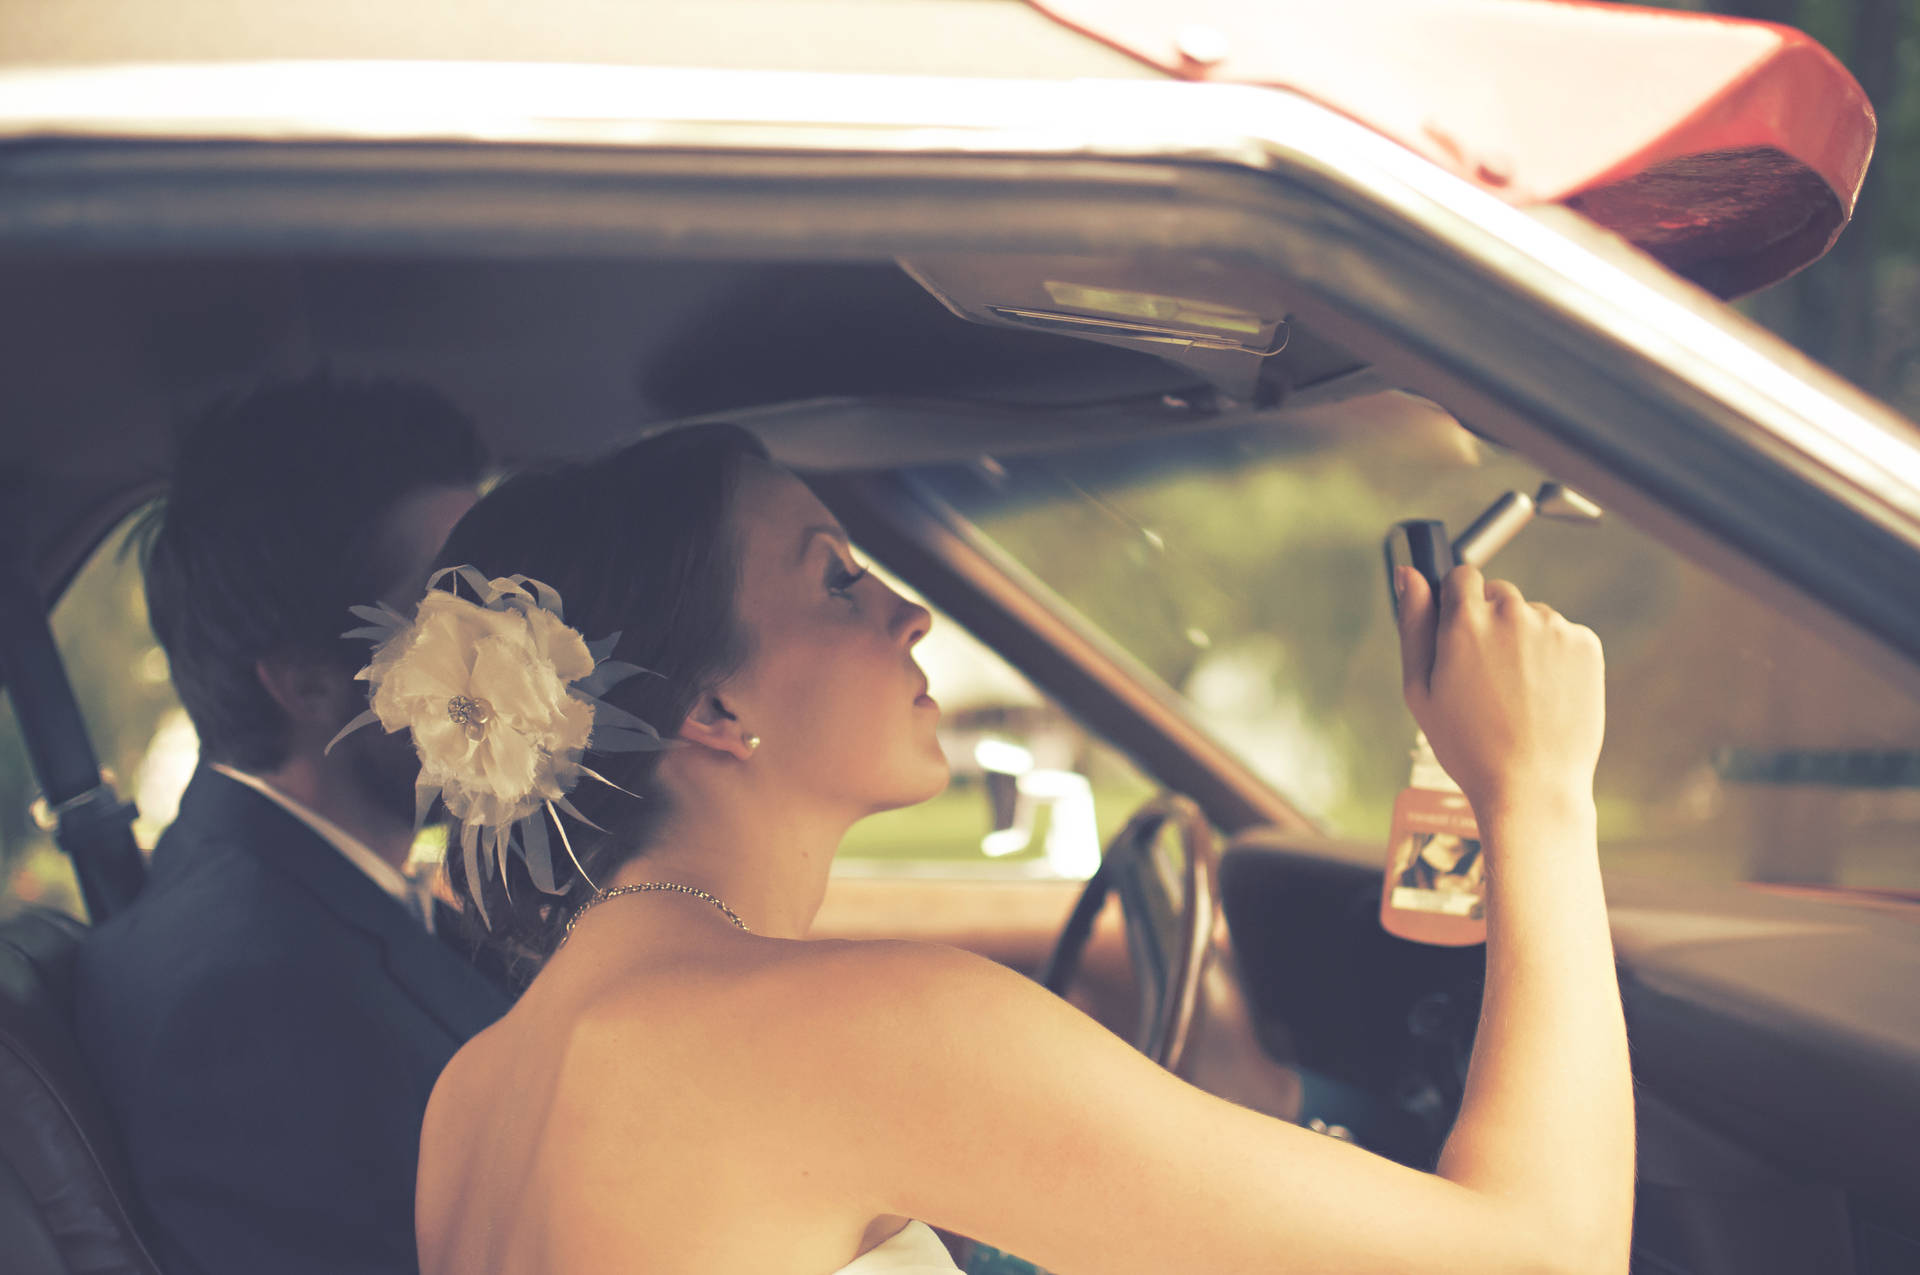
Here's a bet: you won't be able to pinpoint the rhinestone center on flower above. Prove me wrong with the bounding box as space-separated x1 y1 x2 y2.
446 694 493 741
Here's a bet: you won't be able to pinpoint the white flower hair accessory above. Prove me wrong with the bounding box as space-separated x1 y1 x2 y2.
328 565 669 926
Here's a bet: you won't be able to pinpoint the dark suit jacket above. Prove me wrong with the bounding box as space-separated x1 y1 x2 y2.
75 767 512 1275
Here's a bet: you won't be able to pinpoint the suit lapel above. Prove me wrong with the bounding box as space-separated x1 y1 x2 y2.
378 910 514 1042
165 768 511 1039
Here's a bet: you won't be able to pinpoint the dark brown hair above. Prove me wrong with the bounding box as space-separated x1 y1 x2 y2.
434 423 768 977
141 372 486 770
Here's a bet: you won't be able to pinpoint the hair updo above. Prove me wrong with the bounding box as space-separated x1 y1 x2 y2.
433 423 769 977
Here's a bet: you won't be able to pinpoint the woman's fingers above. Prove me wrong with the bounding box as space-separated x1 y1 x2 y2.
1483 578 1527 611
1395 566 1438 701
1410 565 1606 812
1441 562 1487 630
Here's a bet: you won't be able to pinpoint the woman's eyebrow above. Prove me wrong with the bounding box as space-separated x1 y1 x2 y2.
795 523 849 565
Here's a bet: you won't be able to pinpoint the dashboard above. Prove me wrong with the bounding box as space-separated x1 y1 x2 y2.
1214 828 1920 1274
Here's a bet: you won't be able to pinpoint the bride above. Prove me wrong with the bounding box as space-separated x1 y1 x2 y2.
369 424 1628 1274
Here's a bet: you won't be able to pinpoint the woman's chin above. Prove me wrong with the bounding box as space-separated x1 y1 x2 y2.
866 765 952 816
918 763 952 802
903 767 952 808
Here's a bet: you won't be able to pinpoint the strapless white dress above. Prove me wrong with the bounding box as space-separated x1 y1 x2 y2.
832 1220 962 1273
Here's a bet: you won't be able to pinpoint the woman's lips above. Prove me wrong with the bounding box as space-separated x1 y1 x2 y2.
914 692 938 709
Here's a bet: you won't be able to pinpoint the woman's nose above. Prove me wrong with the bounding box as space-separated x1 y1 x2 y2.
893 593 932 648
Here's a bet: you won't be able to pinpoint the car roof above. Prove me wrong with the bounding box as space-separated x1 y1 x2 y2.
1 0 1874 298
0 0 1156 79
1034 0 1875 297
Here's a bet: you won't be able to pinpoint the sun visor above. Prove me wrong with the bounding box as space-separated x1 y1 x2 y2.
1028 0 1875 298
898 255 1296 401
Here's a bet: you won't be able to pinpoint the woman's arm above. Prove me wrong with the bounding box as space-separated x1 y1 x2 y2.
1437 792 1630 1269
779 565 1627 1275
1401 564 1633 1271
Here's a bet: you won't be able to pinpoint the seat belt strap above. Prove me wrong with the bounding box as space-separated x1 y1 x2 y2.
0 546 146 920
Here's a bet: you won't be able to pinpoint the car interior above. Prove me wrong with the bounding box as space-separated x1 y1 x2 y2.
2 191 1918 1275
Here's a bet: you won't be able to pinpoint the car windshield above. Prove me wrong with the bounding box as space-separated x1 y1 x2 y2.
903 396 1920 891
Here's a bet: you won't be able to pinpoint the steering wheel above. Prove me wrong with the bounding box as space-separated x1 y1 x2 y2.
1039 793 1217 1070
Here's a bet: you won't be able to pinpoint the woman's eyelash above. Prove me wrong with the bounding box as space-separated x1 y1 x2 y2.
826 558 870 598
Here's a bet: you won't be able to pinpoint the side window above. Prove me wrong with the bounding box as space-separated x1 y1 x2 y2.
1 515 188 921
835 563 1157 879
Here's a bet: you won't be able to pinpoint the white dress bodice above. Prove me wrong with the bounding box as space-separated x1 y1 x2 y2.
831 1220 962 1274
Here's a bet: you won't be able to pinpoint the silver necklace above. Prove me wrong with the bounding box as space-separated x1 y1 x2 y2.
562 881 750 945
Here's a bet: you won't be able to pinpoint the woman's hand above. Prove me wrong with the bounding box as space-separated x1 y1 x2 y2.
1394 564 1605 820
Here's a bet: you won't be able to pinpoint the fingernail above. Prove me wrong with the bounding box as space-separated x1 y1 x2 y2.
1393 567 1407 600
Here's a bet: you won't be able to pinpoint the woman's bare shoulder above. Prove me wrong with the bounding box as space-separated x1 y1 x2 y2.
566 935 1055 1117
416 1016 513 1267
760 937 1043 1034
782 935 1007 987
579 935 1028 1045
718 936 1124 1113
577 933 1017 1007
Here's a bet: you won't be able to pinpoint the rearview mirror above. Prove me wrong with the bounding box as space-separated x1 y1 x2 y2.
973 737 1102 878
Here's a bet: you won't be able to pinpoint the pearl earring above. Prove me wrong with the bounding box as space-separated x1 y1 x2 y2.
744 734 762 754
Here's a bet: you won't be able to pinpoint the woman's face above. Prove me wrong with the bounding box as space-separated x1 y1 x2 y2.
718 462 949 815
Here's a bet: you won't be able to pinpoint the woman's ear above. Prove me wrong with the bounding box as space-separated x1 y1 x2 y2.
676 694 759 762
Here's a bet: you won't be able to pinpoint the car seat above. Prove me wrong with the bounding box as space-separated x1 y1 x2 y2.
0 905 163 1274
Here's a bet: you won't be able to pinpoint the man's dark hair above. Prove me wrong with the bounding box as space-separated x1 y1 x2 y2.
141 372 487 771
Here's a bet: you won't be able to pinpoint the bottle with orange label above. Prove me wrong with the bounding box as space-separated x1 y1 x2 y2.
1381 732 1486 945
1381 517 1487 947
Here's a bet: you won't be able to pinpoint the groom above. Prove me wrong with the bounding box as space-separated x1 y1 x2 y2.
75 373 513 1275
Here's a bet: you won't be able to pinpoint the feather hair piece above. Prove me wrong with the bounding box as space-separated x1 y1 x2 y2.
328 564 670 922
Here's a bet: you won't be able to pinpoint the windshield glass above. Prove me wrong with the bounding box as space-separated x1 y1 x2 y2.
904 395 1920 890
